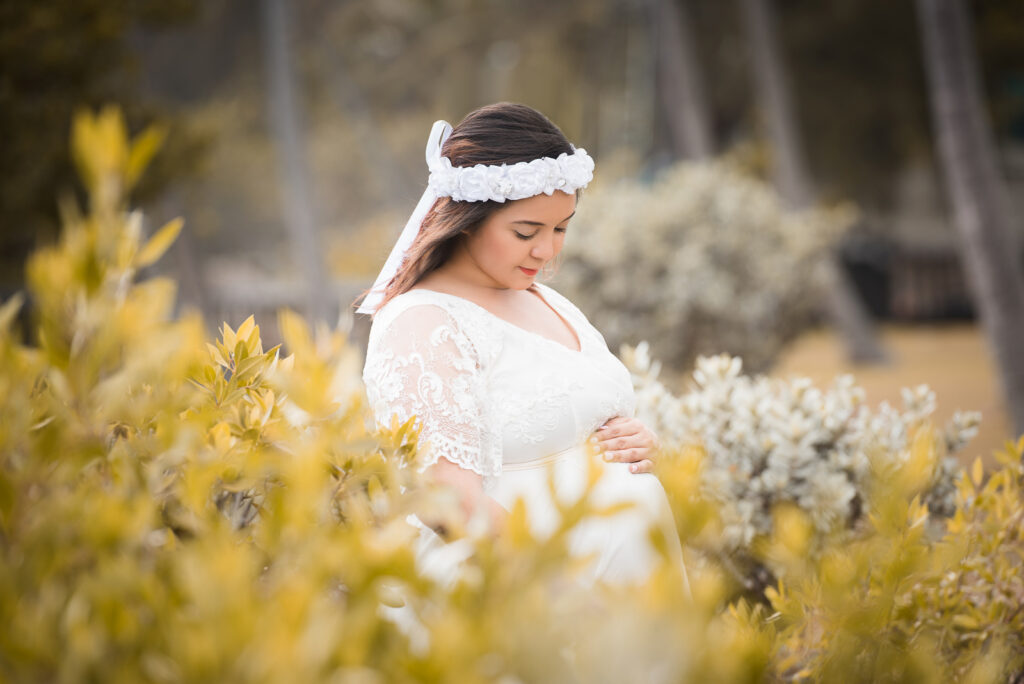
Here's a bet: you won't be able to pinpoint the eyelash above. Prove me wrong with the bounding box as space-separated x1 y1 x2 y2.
515 227 568 240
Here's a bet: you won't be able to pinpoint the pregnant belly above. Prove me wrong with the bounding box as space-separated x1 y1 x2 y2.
492 446 685 587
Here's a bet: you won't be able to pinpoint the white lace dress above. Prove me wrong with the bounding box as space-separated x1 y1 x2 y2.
362 282 688 589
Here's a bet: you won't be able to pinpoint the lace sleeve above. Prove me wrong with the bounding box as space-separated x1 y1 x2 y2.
363 301 501 480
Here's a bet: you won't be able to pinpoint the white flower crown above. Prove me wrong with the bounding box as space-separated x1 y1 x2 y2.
427 147 595 203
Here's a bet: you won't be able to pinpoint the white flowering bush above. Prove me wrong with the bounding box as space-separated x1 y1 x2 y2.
551 158 856 372
623 342 981 593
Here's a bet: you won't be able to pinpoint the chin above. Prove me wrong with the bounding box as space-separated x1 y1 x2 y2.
515 273 537 288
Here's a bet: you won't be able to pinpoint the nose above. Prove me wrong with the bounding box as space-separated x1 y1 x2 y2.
530 234 557 261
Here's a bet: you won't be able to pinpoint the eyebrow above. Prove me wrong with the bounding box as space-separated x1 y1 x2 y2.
510 210 576 227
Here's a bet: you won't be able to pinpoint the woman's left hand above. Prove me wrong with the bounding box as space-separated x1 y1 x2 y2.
590 416 660 474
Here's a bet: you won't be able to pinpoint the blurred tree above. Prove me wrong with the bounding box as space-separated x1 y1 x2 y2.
738 0 810 208
260 0 329 322
972 1 1024 139
916 0 1024 435
0 0 201 291
774 1 932 209
649 0 713 160
738 0 888 363
775 0 1024 211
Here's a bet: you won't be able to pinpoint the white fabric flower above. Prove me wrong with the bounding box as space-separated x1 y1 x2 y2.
456 164 496 202
503 163 534 198
427 157 458 198
561 148 595 189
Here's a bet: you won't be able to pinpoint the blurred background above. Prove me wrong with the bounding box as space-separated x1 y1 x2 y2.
2 0 1022 459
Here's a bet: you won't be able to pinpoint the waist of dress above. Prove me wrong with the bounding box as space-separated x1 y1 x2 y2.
502 444 587 472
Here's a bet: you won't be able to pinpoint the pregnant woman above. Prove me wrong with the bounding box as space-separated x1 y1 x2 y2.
358 102 689 592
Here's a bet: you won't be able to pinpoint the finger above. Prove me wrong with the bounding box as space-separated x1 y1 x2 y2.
628 459 654 474
598 435 649 453
596 418 642 440
598 415 634 430
600 425 655 446
602 447 646 463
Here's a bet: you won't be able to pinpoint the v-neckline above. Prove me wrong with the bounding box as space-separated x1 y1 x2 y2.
409 284 585 354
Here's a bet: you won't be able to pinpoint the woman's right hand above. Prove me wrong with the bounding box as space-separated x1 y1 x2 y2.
591 415 660 474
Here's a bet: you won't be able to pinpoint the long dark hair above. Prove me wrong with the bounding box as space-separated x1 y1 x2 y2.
355 102 576 316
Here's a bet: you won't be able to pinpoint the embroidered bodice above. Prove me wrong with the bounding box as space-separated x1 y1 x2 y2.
362 282 637 490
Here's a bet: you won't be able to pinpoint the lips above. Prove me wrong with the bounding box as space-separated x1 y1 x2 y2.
519 267 538 276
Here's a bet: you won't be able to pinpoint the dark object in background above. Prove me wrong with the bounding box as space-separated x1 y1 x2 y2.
839 236 892 319
840 236 978 321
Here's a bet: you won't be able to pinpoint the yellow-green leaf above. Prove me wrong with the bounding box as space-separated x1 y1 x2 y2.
952 614 980 631
278 308 311 356
126 124 167 189
971 457 984 488
137 218 183 268
0 292 24 332
236 315 256 344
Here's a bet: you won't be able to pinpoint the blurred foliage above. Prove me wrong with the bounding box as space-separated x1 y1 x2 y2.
553 157 856 373
2 106 1023 683
0 106 425 682
8 0 1023 290
5 0 1024 292
0 0 205 289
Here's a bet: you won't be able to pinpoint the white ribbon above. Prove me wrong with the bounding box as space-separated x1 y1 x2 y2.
356 120 453 315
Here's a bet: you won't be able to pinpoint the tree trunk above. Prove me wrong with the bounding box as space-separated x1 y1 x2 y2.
260 0 330 322
648 0 713 160
916 0 1024 436
622 0 657 159
739 0 888 363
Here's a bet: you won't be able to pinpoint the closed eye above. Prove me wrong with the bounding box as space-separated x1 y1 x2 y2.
515 226 569 240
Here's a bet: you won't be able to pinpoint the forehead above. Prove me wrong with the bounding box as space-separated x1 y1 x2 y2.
496 190 576 221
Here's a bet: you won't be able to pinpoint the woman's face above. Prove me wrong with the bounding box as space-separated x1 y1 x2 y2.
458 190 577 291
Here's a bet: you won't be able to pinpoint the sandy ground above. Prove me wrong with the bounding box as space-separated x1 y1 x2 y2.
771 324 1012 467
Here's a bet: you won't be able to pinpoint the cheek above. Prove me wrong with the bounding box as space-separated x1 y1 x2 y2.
494 233 527 260
472 231 521 266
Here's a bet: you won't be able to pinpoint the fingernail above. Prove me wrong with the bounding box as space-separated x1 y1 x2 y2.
596 425 607 431
603 452 613 461
630 464 637 473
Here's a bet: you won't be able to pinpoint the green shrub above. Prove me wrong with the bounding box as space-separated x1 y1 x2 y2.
1 107 1019 684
